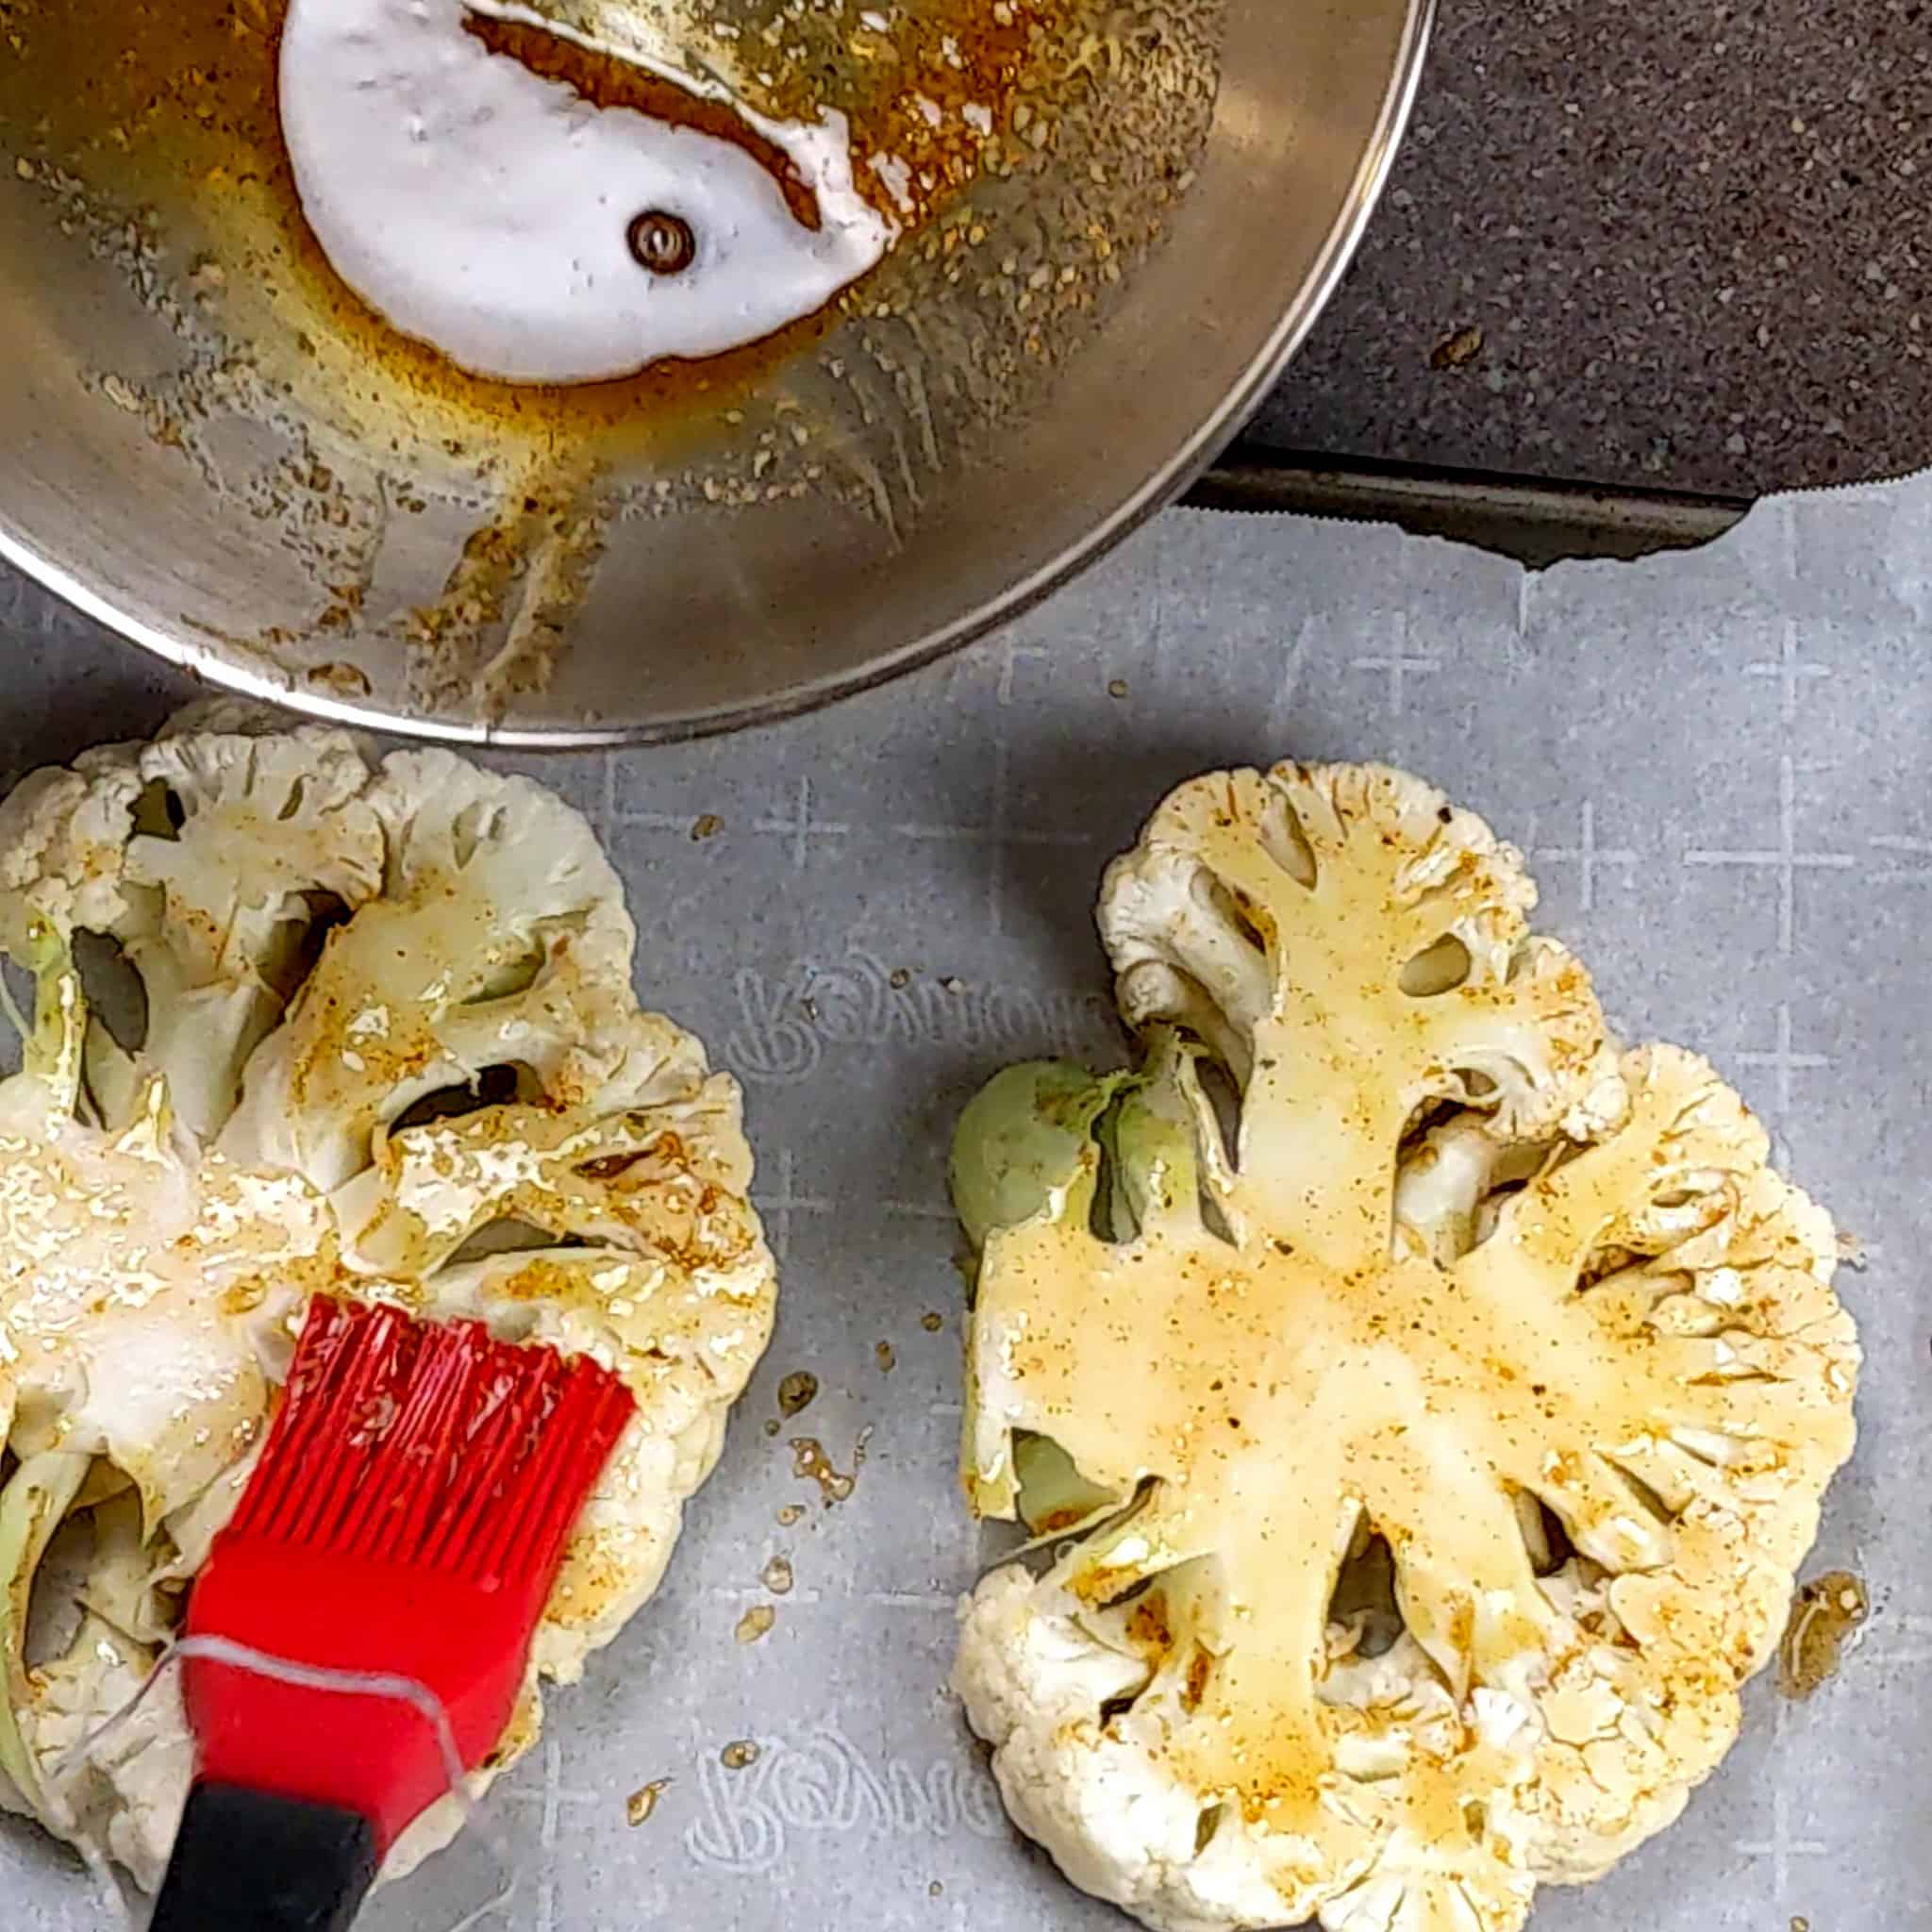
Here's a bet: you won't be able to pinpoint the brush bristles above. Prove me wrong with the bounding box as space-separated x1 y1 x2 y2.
231 1298 635 1586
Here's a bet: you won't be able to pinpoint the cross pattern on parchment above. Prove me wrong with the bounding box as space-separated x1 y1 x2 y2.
596 758 851 872
1349 606 1441 724
1872 831 1932 884
995 639 1046 708
895 730 1091 936
753 1148 831 1263
495 1738 603 1932
1734 1701 1829 1907
757 775 852 872
597 743 713 842
884 1196 956 1222
1349 648 1441 723
864 1587 959 1609
1735 1778 1829 1903
1878 1613 1932 1666
706 1564 953 1613
1775 495 1805 582
924 1390 972 1589
1746 619 1834 726
704 1509 962 1611
610 806 712 836
1530 800 1639 915
1734 1001 1831 1173
1683 754 1853 956
708 1578 827 1608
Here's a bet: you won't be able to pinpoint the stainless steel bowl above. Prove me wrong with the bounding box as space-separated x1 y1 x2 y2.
0 0 1430 744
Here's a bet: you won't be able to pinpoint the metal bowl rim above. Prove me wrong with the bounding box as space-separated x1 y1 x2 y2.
0 0 1435 749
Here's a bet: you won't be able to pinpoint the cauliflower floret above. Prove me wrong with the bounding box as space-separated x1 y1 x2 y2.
0 708 388 1145
0 712 777 1892
950 761 1859 1932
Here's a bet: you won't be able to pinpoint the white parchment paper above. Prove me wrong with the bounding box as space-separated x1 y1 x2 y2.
4 475 1927 1931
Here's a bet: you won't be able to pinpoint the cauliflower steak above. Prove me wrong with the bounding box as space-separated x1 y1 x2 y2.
0 708 776 1889
950 763 1858 1932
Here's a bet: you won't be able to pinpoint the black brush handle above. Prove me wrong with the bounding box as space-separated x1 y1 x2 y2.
149 1781 379 1932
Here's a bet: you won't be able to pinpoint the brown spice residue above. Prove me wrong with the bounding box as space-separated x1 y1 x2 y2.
219 1281 272 1320
691 813 724 841
777 1370 820 1418
737 0 1041 234
307 660 374 698
762 1556 794 1595
921 1311 944 1333
875 1340 896 1374
720 1740 760 1771
401 465 608 713
775 1504 805 1528
791 1427 872 1507
1779 1569 1868 1698
735 1605 776 1644
1125 1591 1174 1659
625 1777 672 1826
790 1436 854 1505
1032 1506 1093 1535
1181 1646 1213 1712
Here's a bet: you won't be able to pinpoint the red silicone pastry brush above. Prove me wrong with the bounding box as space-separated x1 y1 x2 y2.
149 1294 635 1932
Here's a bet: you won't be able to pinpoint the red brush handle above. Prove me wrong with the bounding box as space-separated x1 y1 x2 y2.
173 1296 635 1869
184 1543 550 1852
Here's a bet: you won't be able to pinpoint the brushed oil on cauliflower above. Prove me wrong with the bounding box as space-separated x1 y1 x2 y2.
949 762 1859 1932
0 703 776 1891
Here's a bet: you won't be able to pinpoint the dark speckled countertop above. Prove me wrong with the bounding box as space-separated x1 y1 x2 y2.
1251 0 1932 498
